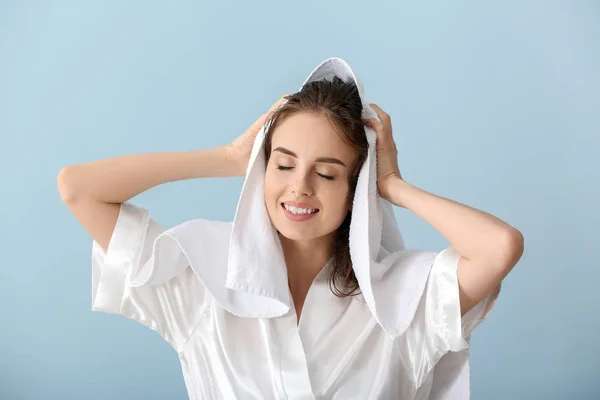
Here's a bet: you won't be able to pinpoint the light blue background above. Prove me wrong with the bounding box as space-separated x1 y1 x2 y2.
1 1 598 399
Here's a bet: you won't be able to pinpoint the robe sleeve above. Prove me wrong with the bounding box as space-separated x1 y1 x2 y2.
403 246 501 386
91 202 208 352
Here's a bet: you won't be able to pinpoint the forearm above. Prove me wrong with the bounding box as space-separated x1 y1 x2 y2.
385 178 522 265
59 145 239 204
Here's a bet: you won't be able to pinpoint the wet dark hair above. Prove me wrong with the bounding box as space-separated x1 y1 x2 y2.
262 76 369 297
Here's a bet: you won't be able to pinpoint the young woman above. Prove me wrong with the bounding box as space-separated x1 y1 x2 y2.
58 59 523 399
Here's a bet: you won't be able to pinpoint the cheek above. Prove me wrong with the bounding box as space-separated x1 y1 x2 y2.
323 183 350 210
263 171 283 202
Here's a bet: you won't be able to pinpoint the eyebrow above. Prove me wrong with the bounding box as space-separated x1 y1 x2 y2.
272 147 347 167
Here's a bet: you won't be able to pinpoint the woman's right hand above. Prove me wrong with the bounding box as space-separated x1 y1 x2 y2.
227 95 290 175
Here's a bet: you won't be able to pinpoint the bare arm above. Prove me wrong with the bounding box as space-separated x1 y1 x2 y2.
364 103 523 318
385 178 524 316
57 146 240 252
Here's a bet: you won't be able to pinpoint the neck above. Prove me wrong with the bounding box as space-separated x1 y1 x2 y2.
279 231 334 290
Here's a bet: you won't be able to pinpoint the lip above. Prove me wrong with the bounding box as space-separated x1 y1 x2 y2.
282 201 319 210
281 203 319 222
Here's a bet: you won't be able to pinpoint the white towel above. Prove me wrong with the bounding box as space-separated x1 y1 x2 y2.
130 57 472 399
224 57 435 337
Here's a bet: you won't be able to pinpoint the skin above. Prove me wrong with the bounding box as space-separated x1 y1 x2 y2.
228 96 524 318
263 112 358 318
364 104 524 317
59 91 523 324
262 102 524 322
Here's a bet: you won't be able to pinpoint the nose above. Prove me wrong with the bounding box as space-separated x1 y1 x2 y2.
291 170 313 197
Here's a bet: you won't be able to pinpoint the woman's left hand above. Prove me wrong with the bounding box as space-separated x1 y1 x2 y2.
363 103 403 201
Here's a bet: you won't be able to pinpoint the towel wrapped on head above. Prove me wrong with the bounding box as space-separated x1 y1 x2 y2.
124 57 500 399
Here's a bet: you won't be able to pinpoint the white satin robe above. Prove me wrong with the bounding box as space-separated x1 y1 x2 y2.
91 202 500 399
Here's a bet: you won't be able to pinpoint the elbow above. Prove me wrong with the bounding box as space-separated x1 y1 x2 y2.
57 165 80 204
499 228 525 271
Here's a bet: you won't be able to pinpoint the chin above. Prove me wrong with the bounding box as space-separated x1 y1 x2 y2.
275 220 340 244
270 215 320 242
277 229 318 242
272 219 316 239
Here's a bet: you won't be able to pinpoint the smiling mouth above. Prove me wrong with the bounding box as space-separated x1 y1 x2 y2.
280 203 320 214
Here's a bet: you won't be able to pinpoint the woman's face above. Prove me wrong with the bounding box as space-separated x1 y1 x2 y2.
264 112 357 242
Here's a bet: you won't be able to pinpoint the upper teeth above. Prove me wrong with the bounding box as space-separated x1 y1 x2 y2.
284 204 318 215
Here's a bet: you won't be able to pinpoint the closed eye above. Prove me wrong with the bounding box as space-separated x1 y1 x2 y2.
276 165 335 181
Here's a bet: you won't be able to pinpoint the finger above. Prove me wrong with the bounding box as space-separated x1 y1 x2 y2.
369 103 391 122
363 116 394 145
256 107 277 126
256 96 289 127
252 114 268 130
362 117 382 130
268 95 290 113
